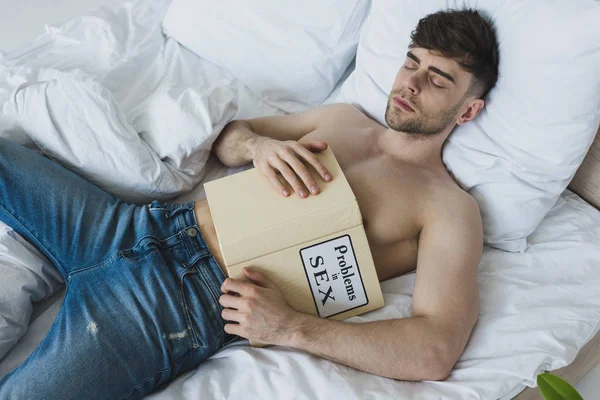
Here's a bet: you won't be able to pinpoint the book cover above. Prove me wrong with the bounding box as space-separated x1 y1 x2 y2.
205 147 384 345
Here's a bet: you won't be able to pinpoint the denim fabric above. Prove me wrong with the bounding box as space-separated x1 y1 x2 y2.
0 138 240 399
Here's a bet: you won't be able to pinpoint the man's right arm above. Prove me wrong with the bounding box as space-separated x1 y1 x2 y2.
212 104 340 167
212 104 350 197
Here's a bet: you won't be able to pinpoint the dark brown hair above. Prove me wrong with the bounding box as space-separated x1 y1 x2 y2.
409 8 499 99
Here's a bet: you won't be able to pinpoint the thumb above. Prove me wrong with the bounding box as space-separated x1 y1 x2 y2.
243 267 276 289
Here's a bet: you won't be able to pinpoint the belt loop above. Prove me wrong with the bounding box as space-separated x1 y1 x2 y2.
165 203 195 219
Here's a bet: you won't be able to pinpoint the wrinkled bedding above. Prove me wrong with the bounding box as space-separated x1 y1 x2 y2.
1 1 600 399
0 0 282 203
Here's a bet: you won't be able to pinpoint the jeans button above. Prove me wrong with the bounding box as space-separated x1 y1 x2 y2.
186 227 198 238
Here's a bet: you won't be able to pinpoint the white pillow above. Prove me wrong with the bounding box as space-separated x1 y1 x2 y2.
0 225 63 360
338 0 600 252
162 0 371 113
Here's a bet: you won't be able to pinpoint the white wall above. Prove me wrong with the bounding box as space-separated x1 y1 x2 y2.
0 0 123 52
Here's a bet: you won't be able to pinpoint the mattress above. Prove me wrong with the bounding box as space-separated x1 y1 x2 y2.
1 0 600 399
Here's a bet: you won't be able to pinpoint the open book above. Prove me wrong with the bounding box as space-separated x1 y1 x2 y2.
205 147 384 346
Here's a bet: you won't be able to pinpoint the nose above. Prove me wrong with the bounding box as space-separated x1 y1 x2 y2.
405 71 421 95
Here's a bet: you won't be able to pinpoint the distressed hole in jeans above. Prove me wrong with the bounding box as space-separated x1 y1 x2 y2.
168 330 188 340
87 321 99 335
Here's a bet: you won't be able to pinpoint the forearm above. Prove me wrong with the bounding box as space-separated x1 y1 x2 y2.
212 120 267 167
286 314 452 381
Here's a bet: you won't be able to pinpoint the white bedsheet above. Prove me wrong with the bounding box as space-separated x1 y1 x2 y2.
0 0 284 204
1 1 600 399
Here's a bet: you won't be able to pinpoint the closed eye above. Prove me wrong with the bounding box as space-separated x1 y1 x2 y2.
430 79 445 89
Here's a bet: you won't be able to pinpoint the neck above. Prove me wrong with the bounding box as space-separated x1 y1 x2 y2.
377 127 452 169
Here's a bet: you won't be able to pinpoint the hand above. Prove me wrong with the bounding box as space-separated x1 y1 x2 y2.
251 137 332 198
219 267 303 346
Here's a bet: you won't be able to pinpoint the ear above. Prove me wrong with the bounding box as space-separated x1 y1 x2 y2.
456 99 485 125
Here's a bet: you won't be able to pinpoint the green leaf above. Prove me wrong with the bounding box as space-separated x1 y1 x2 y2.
537 373 584 400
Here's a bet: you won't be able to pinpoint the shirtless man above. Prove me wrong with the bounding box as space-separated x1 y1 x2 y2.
204 8 498 383
0 8 498 399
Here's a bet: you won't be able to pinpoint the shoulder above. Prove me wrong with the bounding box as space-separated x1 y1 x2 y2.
312 103 367 125
440 185 480 220
414 183 483 273
422 182 483 244
319 102 362 115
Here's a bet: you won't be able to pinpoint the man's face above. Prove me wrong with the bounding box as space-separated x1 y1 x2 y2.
385 47 475 137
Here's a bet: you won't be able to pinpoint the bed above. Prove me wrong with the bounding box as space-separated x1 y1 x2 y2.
1 0 600 399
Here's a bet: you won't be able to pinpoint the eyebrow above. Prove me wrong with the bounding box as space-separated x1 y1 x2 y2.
407 51 456 85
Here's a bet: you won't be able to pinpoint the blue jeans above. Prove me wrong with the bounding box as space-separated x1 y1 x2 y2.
0 138 240 399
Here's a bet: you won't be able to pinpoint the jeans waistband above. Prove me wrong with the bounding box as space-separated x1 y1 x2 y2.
149 200 228 288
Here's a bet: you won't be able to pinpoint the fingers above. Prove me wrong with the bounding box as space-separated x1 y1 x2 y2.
243 267 277 291
219 292 246 310
221 307 243 322
269 156 309 198
273 145 332 198
221 277 260 298
262 166 291 197
280 148 320 196
295 143 333 183
224 323 242 336
255 140 332 198
302 140 328 152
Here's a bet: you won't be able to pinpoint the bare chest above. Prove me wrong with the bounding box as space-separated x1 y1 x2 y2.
301 129 424 280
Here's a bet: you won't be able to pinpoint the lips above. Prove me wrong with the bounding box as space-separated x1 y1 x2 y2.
393 96 415 112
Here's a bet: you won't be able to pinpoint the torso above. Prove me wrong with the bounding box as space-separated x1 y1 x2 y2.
195 105 462 282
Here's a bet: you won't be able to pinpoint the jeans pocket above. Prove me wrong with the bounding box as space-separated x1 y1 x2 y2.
180 269 226 350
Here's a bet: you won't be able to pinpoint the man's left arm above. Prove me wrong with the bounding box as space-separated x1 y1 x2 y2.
219 195 483 381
